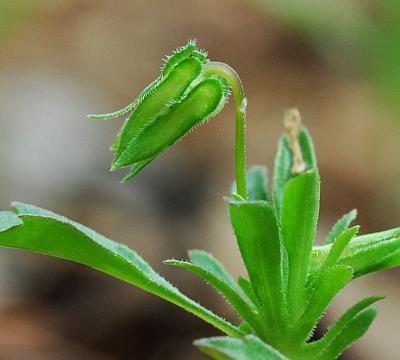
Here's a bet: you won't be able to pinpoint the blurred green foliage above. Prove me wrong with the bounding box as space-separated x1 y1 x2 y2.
255 0 400 116
0 0 34 41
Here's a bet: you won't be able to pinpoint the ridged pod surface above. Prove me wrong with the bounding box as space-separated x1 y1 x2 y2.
90 41 230 182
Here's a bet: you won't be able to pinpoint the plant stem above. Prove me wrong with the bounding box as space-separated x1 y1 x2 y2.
204 62 248 199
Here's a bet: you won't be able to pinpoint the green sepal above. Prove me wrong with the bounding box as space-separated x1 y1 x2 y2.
162 40 207 76
228 199 286 333
273 126 317 219
0 203 242 337
325 209 358 244
121 156 156 183
113 77 229 168
87 77 162 121
164 250 257 326
281 170 320 321
112 56 204 168
88 40 204 122
194 335 288 360
91 41 235 182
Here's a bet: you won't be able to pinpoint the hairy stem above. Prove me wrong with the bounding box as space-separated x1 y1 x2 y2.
204 62 248 199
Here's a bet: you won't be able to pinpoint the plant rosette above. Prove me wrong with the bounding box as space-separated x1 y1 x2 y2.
1 41 400 359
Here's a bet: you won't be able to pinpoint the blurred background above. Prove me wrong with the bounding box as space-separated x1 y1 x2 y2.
0 0 399 359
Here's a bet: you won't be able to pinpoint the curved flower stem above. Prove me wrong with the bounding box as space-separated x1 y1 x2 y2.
204 62 248 199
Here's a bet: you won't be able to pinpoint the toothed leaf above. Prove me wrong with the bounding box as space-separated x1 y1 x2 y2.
194 335 288 360
306 296 383 357
325 209 358 244
295 265 353 343
313 226 359 281
238 322 255 335
165 251 257 326
311 227 400 277
237 276 259 308
229 200 286 329
188 250 239 292
0 203 241 337
281 170 320 320
232 165 270 202
273 126 317 218
322 226 360 269
313 308 377 360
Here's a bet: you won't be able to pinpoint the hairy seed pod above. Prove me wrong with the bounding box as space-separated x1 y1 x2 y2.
113 56 204 163
113 77 229 168
89 41 232 182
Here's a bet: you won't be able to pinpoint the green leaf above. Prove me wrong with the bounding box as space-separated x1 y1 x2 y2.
194 335 288 360
273 127 317 218
272 134 291 218
246 166 269 201
306 226 359 306
238 322 255 335
238 276 259 308
311 227 400 277
188 250 240 292
325 209 358 244
294 265 353 343
368 249 400 273
281 170 320 320
306 296 383 357
299 127 317 170
0 203 242 337
232 166 270 202
164 251 257 326
313 308 377 360
228 200 286 332
0 211 22 232
316 226 360 277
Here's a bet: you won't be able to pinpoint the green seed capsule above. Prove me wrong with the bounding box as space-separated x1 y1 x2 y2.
114 56 203 163
113 77 228 168
90 41 234 182
162 40 206 77
88 41 205 122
